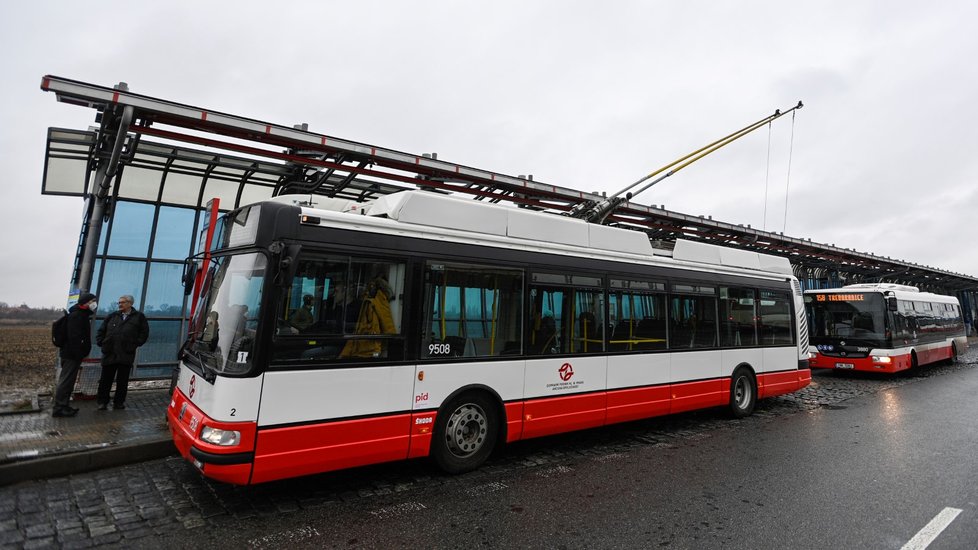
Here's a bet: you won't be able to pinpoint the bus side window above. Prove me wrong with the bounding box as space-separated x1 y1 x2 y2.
608 279 666 352
527 273 604 356
271 256 407 363
758 289 793 345
422 262 523 359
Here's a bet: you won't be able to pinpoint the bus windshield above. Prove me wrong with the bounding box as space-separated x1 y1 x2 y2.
807 292 887 344
187 252 267 376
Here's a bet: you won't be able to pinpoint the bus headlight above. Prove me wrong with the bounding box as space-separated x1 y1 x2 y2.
200 426 241 446
871 355 892 364
808 351 818 360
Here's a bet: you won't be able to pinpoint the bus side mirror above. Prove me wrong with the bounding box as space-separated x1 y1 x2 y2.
886 297 898 312
269 242 302 286
182 259 198 296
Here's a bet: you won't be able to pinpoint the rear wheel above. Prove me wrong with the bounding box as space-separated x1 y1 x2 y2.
432 393 499 474
948 342 959 365
729 367 757 418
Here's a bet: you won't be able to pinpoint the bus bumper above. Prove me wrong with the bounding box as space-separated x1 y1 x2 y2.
168 388 256 485
808 352 908 374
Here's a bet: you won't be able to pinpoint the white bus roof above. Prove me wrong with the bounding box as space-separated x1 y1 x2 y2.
275 190 795 279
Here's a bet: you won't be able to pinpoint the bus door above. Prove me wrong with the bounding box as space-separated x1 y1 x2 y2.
521 273 607 439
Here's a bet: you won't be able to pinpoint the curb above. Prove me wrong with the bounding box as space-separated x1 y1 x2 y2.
0 438 177 486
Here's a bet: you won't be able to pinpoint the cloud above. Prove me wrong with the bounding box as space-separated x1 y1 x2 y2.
2 1 978 307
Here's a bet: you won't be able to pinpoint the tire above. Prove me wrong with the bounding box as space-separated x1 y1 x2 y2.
729 367 757 418
908 351 923 377
948 343 958 365
432 392 499 474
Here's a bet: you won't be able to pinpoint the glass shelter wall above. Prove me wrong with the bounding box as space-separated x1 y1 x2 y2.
46 132 285 378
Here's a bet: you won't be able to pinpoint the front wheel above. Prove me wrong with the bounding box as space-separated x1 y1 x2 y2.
729 367 757 418
432 393 499 474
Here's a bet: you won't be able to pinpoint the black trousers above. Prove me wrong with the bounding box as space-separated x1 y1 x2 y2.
97 363 133 406
54 357 82 410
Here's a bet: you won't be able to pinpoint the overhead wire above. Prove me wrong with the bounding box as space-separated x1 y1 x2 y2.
782 109 798 234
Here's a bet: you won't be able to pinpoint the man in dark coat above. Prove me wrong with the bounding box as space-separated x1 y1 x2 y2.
54 292 97 417
96 294 150 410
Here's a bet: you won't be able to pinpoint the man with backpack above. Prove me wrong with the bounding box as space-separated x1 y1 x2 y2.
53 292 97 417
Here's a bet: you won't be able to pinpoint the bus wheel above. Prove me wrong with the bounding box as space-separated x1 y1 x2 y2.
947 343 958 365
908 351 923 377
432 393 499 474
729 367 757 418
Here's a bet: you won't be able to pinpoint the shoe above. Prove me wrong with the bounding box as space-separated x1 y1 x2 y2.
113 403 126 410
97 403 108 411
52 408 78 418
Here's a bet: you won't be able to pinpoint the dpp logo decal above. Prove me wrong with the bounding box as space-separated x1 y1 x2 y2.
558 363 574 381
189 374 197 398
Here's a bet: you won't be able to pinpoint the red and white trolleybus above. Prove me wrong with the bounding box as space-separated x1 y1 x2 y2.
805 283 968 374
168 191 812 484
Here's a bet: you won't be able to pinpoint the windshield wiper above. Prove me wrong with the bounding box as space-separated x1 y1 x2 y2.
180 340 218 383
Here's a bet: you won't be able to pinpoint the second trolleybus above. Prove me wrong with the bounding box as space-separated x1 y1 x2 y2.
168 190 812 484
805 283 968 374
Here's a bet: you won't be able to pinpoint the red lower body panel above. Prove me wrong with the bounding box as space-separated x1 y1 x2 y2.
757 369 811 398
670 379 726 414
251 414 412 484
522 393 607 439
605 386 671 424
173 368 811 484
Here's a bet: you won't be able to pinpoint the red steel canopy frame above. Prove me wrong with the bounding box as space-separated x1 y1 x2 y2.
40 75 978 296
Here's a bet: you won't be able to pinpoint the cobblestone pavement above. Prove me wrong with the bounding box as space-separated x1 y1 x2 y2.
2 347 976 549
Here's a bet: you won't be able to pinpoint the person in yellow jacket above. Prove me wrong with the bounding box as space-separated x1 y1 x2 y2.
340 278 396 358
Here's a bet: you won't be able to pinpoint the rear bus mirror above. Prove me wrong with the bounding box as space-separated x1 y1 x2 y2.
886 297 898 312
182 259 198 296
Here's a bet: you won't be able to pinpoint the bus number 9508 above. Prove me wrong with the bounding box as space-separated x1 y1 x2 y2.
428 343 452 355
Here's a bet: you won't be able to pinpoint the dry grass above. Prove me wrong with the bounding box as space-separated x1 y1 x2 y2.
0 324 58 392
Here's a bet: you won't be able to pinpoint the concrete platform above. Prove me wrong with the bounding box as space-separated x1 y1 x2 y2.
0 386 175 486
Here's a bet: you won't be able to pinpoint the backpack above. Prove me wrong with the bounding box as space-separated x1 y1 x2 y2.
51 310 69 348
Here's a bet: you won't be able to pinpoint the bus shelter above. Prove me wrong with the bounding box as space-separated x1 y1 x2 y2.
39 76 978 385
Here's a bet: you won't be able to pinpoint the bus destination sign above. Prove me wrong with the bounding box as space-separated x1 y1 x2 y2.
814 293 866 302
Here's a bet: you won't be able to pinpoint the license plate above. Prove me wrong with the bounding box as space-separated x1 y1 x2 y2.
835 362 854 369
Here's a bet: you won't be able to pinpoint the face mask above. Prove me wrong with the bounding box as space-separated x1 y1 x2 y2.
87 301 98 310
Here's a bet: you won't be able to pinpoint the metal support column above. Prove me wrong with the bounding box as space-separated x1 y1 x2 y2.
74 91 134 293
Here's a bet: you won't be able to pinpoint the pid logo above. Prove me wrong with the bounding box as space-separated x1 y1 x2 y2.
558 363 574 381
189 374 197 398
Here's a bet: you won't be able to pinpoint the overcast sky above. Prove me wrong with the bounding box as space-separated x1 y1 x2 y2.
2 1 977 308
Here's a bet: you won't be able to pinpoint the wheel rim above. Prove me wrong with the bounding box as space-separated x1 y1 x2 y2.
445 403 488 458
734 376 751 409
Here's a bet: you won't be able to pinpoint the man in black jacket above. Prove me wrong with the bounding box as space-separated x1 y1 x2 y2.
96 295 150 410
54 292 97 417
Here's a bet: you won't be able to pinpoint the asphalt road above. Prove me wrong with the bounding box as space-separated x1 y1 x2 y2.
3 352 977 549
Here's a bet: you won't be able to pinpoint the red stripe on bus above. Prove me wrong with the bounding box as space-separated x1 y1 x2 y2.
757 370 805 398
251 414 412 484
605 385 670 424
112 91 119 103
504 402 524 442
200 111 208 121
670 379 726 414
407 411 437 458
521 393 607 439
